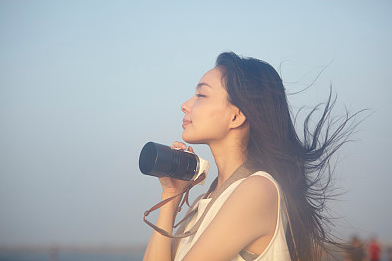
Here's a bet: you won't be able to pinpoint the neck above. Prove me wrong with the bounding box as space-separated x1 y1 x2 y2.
208 137 248 191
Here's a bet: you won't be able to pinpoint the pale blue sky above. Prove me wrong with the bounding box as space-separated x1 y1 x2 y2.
1 0 391 246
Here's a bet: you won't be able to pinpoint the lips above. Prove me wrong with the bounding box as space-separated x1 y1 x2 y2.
182 119 192 128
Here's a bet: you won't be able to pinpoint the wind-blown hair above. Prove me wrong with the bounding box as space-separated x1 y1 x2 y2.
216 52 362 260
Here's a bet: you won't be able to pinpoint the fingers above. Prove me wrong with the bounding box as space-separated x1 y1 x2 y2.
171 141 187 150
171 141 194 153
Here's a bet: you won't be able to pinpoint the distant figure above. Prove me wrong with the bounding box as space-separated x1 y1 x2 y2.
347 236 366 261
388 245 392 261
343 249 352 261
49 244 59 261
368 237 381 261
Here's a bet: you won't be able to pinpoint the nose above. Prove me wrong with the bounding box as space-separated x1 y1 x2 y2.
181 97 192 114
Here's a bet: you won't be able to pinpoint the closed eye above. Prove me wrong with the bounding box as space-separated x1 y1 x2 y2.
196 94 206 98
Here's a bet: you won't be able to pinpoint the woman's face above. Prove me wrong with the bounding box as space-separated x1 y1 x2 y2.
181 67 237 144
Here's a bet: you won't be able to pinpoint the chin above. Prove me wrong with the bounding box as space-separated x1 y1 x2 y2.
182 132 206 145
182 134 197 144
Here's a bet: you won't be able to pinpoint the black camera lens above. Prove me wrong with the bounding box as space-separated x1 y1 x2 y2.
139 142 198 181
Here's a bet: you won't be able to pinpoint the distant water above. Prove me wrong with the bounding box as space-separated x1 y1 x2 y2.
0 249 144 261
3 248 390 261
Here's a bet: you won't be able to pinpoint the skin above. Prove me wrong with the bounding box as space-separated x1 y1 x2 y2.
143 67 278 261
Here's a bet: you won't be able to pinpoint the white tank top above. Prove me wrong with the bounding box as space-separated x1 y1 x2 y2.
174 171 291 261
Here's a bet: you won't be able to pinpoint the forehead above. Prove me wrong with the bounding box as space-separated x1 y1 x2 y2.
197 67 224 90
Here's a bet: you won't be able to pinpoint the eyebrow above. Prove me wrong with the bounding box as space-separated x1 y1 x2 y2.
196 82 213 90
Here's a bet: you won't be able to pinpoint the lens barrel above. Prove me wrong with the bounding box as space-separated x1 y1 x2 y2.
139 142 198 181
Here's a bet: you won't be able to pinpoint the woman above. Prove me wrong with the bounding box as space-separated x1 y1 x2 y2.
143 52 360 261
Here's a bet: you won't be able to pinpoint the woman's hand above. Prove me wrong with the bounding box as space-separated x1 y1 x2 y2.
159 141 194 195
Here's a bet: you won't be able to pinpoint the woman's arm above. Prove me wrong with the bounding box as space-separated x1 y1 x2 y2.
143 191 181 261
143 142 194 261
171 193 204 259
182 175 278 261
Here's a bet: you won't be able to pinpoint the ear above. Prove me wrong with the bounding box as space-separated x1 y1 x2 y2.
229 108 247 129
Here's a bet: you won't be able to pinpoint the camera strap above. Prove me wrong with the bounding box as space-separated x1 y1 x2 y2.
142 171 208 238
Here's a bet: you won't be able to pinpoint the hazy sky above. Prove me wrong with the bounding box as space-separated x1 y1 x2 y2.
1 0 391 247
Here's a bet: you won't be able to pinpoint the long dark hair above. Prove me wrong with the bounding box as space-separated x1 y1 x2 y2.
216 52 363 260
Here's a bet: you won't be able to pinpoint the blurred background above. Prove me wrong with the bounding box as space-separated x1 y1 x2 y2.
1 0 391 260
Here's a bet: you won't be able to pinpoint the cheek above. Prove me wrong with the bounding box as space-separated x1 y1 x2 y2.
182 100 231 143
194 101 231 134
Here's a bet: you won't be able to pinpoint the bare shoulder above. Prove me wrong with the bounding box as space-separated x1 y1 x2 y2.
219 173 279 226
232 173 279 205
